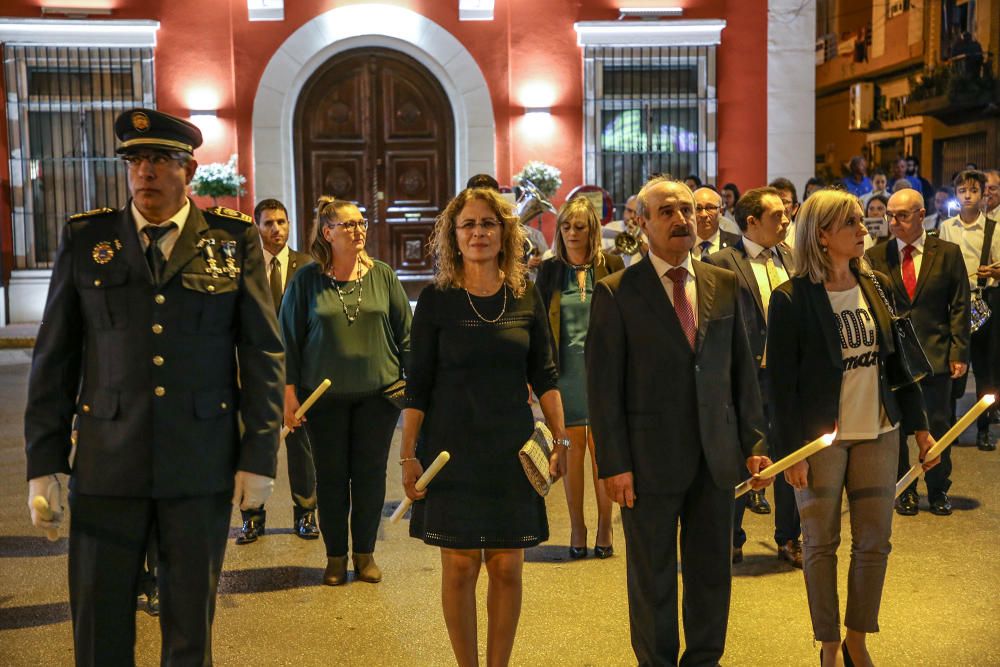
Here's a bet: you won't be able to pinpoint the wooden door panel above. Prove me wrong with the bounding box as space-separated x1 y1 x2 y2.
385 152 438 208
382 71 438 139
389 224 435 274
308 66 368 142
313 153 367 204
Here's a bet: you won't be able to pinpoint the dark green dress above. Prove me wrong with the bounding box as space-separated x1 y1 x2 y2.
557 266 594 426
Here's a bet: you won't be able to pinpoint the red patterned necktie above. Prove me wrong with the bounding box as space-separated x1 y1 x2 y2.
901 244 917 301
665 267 696 350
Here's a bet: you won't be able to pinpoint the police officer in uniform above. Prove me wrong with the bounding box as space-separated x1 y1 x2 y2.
24 108 284 666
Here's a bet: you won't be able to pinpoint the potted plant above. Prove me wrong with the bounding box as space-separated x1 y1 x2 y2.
189 154 246 206
514 160 562 199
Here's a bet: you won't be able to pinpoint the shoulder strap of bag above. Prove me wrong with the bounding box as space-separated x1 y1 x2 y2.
865 269 897 319
978 217 997 288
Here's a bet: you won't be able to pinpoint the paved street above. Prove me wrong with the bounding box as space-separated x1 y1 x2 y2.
1 359 998 666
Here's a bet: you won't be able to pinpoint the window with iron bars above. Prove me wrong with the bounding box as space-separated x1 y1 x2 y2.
4 45 154 270
583 45 718 217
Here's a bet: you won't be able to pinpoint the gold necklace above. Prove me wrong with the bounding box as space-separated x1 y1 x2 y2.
465 284 507 323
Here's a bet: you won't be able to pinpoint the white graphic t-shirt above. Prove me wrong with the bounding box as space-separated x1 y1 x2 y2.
828 286 893 440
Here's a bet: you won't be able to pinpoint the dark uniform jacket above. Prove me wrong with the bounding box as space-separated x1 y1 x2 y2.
24 202 284 498
865 235 970 375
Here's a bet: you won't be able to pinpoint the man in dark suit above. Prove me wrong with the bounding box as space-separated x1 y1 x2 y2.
866 188 971 516
704 186 802 567
587 176 772 666
236 198 318 544
692 187 741 261
24 108 284 666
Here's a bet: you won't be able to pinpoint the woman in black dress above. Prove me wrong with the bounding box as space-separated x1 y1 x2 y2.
400 187 569 667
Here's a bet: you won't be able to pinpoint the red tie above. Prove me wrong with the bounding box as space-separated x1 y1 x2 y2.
666 267 696 350
901 244 917 301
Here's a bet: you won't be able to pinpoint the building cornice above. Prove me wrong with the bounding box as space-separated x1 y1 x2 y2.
574 20 725 47
0 18 159 47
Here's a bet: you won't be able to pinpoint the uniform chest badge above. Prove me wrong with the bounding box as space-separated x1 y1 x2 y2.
92 241 116 264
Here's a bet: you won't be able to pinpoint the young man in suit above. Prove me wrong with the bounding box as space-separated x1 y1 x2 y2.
704 186 802 566
587 176 772 666
866 188 971 515
692 187 741 261
24 108 284 665
236 198 319 543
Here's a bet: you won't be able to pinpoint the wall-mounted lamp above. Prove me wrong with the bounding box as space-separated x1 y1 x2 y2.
190 109 218 118
521 107 554 138
524 106 551 116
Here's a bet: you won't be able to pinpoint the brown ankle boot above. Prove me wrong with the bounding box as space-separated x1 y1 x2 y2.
352 552 382 583
323 556 348 586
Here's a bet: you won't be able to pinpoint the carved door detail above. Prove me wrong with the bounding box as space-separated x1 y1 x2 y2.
295 48 454 295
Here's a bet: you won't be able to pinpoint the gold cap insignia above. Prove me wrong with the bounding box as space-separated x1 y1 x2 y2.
132 112 150 133
92 241 115 264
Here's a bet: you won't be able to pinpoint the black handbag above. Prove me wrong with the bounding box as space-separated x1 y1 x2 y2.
866 270 933 390
382 379 406 410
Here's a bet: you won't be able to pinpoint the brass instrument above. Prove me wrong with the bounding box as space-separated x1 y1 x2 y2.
515 178 556 225
614 227 641 256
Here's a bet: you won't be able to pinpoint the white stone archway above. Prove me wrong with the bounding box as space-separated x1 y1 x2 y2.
252 4 496 248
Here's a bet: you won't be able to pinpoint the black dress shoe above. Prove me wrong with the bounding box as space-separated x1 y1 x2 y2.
894 490 919 516
977 430 996 451
236 514 266 545
731 546 743 564
841 640 855 667
568 546 588 559
593 544 614 559
138 581 159 616
929 493 953 516
747 489 771 514
295 510 320 540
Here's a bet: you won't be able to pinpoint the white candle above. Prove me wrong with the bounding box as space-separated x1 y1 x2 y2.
895 394 995 498
735 432 836 498
31 495 59 542
280 378 332 438
390 451 451 524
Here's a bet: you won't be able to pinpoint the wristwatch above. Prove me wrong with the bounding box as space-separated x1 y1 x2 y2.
554 438 571 449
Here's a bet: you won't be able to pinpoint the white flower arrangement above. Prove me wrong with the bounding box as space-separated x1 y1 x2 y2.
515 161 562 198
190 154 246 203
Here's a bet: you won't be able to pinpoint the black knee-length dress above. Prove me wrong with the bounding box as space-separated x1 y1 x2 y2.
406 282 558 549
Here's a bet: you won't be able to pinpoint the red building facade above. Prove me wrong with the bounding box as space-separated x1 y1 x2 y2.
0 1 785 322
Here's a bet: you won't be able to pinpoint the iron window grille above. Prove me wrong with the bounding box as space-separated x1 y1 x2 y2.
583 45 718 216
4 45 154 269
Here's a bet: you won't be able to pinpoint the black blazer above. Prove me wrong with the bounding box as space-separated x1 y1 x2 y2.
767 271 928 459
285 248 312 291
586 257 765 493
535 250 624 367
703 238 795 366
719 230 742 251
865 236 970 375
24 203 285 498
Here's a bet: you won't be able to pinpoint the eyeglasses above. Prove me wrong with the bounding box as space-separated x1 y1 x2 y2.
120 153 184 167
328 219 369 231
456 219 502 232
695 204 720 213
884 209 918 223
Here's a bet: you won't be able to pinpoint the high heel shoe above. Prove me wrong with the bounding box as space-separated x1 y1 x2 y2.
568 546 588 559
841 640 855 667
593 544 614 559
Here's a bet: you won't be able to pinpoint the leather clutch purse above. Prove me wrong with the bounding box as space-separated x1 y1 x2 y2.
519 421 553 496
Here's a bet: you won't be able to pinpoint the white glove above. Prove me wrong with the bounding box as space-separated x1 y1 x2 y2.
231 471 274 511
28 475 63 541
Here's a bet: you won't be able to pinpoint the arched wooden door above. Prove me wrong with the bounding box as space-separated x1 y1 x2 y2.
294 48 454 296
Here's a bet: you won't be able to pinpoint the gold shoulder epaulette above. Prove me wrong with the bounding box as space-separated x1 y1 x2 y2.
206 206 253 224
68 207 115 221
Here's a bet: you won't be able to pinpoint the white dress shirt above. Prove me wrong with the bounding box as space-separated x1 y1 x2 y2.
741 236 789 314
692 229 721 260
719 213 740 235
263 244 290 291
939 213 1000 288
647 249 698 328
895 230 926 282
132 198 190 260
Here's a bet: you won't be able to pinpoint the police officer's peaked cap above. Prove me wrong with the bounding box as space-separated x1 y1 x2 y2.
114 108 203 155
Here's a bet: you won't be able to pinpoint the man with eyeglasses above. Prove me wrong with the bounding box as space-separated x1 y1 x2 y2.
939 169 1000 451
866 188 970 516
24 108 284 664
234 198 319 545
691 187 740 261
768 178 799 248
